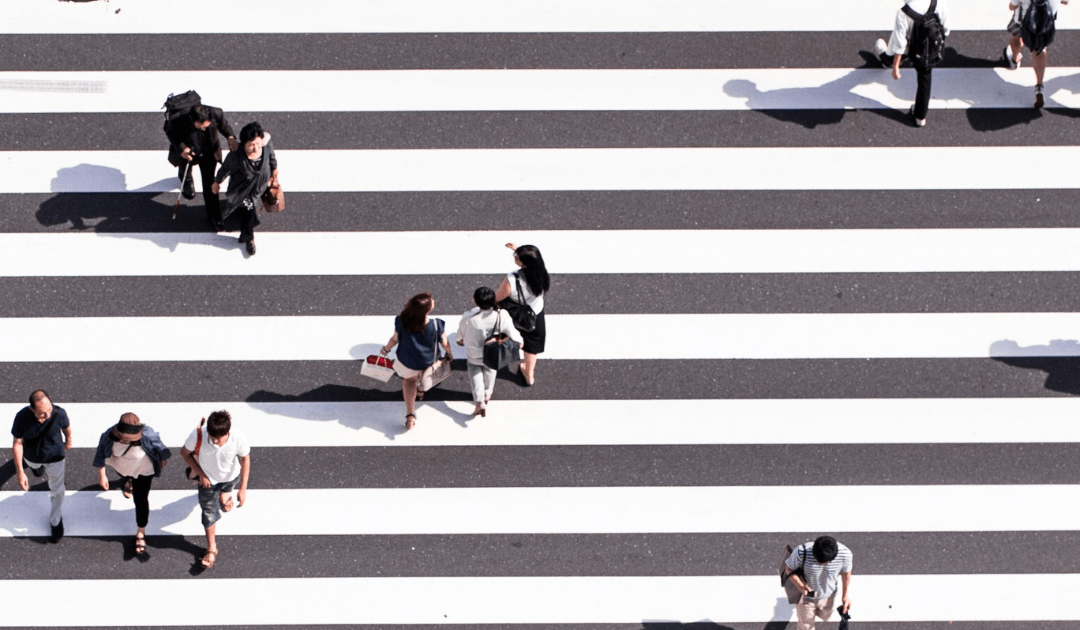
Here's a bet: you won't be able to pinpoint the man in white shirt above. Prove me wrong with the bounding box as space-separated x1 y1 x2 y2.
1004 0 1069 108
180 410 251 570
874 0 951 127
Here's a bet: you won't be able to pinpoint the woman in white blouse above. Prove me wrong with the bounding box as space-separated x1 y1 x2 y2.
457 286 523 416
494 243 550 386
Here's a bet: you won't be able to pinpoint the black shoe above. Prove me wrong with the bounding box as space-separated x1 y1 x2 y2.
50 519 64 543
245 240 256 256
181 176 196 200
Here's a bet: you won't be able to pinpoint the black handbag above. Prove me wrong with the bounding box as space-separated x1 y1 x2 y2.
497 272 537 333
482 310 521 371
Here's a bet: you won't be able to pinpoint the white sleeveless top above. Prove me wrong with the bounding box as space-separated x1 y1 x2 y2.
506 272 544 314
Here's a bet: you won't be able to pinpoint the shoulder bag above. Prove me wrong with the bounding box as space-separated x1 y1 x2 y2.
418 319 452 393
482 310 522 371
496 272 537 333
184 418 205 484
779 544 808 604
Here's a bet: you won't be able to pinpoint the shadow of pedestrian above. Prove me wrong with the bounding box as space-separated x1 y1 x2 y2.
38 163 216 234
990 339 1080 395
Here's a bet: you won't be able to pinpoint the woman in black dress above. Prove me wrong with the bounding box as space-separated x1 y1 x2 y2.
212 121 278 256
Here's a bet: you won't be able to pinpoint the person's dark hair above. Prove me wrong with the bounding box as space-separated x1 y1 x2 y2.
190 105 210 124
400 293 433 333
514 245 550 297
473 286 496 310
206 410 232 438
812 536 839 563
29 389 50 407
239 121 265 144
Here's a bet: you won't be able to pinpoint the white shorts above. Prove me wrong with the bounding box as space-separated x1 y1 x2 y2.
393 360 423 379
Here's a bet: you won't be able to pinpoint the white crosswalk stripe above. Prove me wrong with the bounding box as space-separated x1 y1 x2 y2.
3 0 1080 627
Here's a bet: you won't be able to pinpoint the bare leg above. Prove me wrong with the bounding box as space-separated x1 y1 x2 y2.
202 524 218 567
403 377 418 416
1033 48 1048 86
522 352 538 384
1009 35 1023 65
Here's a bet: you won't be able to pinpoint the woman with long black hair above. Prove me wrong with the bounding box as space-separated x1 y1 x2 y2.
494 243 550 386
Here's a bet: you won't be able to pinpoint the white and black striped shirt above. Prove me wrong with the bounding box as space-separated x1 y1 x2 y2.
785 541 853 601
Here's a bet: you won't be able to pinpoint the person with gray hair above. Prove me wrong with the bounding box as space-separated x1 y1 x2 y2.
93 412 172 555
11 389 71 543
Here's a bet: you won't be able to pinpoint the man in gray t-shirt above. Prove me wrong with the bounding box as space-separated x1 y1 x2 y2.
783 535 853 630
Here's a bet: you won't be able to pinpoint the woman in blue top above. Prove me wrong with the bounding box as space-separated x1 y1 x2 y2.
380 292 453 429
92 412 171 555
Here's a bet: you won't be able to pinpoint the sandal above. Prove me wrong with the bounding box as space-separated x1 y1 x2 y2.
405 413 416 430
134 534 147 555
121 478 133 499
201 548 218 569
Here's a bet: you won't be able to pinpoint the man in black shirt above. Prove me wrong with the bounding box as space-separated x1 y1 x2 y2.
11 390 72 542
166 104 238 231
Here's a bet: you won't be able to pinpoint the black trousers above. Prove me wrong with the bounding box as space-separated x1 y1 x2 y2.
178 159 222 227
122 474 154 528
913 62 932 120
234 201 261 243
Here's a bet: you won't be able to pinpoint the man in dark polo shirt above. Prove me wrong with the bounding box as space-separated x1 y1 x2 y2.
11 389 72 542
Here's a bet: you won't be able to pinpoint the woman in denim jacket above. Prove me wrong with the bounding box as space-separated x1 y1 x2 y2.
93 412 171 555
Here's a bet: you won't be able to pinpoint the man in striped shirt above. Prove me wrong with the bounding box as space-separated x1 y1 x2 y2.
783 535 853 630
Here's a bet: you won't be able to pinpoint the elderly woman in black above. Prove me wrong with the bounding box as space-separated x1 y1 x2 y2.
211 121 278 256
495 243 550 386
93 412 171 555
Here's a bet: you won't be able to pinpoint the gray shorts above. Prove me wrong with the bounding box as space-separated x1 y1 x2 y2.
197 475 239 528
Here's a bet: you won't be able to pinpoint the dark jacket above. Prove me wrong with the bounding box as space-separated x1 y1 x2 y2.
92 425 172 477
166 105 235 166
214 135 278 219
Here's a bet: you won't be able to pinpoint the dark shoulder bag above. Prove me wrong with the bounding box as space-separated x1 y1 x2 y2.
779 544 808 604
497 272 537 333
482 310 522 371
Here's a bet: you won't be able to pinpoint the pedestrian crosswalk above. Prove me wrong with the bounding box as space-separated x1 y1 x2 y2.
3 0 1080 627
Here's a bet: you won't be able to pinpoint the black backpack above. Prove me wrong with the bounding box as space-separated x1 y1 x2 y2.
162 90 201 136
1022 0 1056 53
902 0 947 68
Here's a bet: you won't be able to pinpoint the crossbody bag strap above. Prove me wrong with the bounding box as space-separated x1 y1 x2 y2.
901 2 922 20
514 272 528 304
193 418 205 457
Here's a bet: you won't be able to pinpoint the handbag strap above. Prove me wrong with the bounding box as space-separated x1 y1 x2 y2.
430 319 444 364
514 272 528 305
486 309 503 342
193 418 205 457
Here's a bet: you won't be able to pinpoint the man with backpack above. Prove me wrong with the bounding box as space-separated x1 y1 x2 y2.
163 92 238 230
1004 0 1069 108
874 0 950 127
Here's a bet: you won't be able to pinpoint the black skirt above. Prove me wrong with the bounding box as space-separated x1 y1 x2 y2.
518 309 546 354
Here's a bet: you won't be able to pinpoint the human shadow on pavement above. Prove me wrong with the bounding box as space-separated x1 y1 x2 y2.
723 72 890 129
37 164 249 250
990 339 1080 395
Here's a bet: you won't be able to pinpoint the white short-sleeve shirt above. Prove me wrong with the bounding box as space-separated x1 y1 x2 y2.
506 272 544 314
184 426 250 484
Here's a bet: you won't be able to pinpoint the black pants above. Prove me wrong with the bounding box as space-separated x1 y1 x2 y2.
913 62 932 120
123 474 154 528
235 200 261 243
178 159 222 227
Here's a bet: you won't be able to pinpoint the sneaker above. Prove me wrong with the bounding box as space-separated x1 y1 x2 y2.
181 175 196 200
874 38 891 68
909 106 927 127
1035 84 1045 109
50 519 64 543
1003 46 1019 70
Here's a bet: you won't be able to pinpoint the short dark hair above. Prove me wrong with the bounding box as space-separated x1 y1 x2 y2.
206 410 232 438
473 286 496 310
29 389 50 407
190 105 210 123
400 292 433 333
812 536 839 563
239 121 264 144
